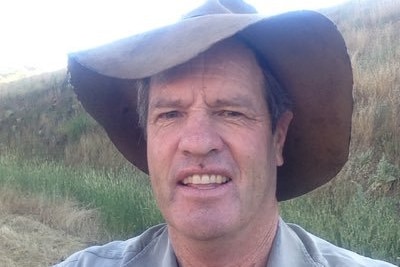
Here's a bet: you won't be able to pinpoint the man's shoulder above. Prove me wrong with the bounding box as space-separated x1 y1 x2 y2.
285 222 396 267
53 224 168 267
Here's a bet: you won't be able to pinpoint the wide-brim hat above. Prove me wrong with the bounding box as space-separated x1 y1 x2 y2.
68 0 353 201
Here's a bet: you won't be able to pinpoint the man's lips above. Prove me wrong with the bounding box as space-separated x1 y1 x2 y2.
181 174 231 186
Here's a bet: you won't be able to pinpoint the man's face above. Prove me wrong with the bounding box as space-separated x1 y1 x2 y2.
146 39 291 241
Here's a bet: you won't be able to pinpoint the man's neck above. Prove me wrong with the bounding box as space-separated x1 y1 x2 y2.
169 209 279 267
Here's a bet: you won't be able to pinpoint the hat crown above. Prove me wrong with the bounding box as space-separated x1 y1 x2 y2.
184 0 257 18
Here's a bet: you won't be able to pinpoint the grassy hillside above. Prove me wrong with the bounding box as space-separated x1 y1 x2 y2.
325 0 400 196
0 0 399 265
0 70 129 169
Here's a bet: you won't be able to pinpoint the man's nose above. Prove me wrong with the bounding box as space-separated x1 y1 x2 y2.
178 112 223 157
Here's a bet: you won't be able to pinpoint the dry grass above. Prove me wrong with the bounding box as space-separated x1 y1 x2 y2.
0 186 100 266
0 215 85 267
0 69 66 96
326 0 400 167
64 130 130 170
0 186 100 239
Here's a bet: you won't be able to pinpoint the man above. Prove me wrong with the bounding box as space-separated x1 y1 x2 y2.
57 0 395 266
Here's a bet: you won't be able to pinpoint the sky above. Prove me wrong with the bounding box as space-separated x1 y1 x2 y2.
0 0 349 73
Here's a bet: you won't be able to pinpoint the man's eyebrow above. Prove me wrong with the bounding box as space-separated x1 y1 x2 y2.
149 98 186 109
210 96 254 108
149 95 256 109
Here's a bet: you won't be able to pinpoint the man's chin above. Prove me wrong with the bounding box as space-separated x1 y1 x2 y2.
168 214 237 241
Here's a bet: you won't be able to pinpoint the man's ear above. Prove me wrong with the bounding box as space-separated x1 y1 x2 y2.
274 111 293 166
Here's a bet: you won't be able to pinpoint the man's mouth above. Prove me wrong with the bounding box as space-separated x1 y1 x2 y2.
181 174 231 186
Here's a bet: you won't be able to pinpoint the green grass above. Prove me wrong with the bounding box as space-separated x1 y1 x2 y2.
0 153 163 240
280 181 400 265
57 113 97 142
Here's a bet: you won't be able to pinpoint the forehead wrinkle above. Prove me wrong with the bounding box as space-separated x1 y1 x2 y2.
151 53 206 87
149 38 266 111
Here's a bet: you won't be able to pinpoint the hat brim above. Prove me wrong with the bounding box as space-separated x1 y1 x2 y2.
68 10 353 201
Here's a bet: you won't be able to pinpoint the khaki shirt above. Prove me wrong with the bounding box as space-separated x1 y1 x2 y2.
54 219 396 266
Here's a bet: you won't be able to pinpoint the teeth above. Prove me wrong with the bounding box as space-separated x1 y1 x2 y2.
182 174 229 185
193 174 201 184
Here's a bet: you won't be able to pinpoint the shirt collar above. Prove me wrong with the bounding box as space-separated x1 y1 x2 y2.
266 218 325 267
132 218 325 267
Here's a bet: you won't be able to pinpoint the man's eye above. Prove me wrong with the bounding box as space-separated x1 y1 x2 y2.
159 111 181 119
218 110 244 117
